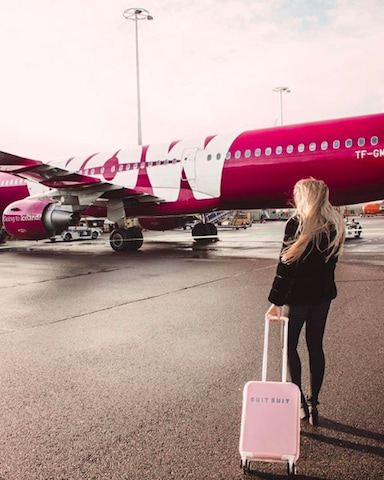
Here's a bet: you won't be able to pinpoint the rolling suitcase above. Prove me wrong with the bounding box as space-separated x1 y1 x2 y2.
239 316 301 476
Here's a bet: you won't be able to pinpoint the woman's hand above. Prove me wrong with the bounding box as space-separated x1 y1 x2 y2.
265 304 281 322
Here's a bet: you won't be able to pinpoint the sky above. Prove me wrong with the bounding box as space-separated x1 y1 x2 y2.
0 0 383 160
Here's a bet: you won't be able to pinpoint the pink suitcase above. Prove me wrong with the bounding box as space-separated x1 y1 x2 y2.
239 316 301 476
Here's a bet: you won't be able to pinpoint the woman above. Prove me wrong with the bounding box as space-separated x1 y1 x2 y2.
265 178 345 425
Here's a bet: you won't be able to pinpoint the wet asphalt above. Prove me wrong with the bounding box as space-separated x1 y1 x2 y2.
0 218 383 480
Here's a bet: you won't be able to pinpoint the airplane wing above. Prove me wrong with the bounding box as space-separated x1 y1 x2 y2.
0 150 164 204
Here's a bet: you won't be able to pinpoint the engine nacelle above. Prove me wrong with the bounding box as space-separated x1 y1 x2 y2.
138 216 191 231
363 203 383 215
2 199 75 240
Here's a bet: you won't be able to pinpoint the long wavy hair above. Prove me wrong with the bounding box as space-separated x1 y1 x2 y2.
281 178 345 264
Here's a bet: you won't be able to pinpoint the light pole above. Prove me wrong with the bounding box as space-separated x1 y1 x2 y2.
123 8 153 146
273 86 291 125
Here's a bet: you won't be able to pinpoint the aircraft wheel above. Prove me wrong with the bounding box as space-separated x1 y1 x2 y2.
110 228 129 251
0 228 7 244
110 227 143 252
192 223 218 243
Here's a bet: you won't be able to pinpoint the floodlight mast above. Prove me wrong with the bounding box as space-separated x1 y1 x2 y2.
123 8 153 146
273 86 291 125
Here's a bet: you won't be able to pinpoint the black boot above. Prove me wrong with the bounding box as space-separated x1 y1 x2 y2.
300 392 309 420
308 397 319 426
300 401 309 420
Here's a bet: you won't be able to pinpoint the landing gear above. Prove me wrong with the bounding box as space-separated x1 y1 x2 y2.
0 227 7 244
109 227 143 252
192 222 218 243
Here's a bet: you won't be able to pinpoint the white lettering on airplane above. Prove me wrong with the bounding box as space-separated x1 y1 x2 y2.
3 214 42 223
355 149 384 159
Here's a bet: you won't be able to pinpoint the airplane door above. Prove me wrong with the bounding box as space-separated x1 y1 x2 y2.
181 148 198 183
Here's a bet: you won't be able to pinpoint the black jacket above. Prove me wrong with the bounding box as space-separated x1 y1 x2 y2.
268 217 339 306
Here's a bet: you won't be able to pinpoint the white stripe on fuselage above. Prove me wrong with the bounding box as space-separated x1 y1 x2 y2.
53 133 240 202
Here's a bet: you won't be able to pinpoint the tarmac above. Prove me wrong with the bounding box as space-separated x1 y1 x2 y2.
0 218 383 480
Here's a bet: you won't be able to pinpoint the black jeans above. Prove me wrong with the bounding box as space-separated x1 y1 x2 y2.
287 300 331 404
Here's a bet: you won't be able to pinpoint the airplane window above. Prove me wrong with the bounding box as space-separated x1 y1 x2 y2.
226 152 231 160
309 142 316 152
245 149 251 158
165 159 170 165
298 144 305 153
100 167 105 173
207 154 212 161
255 148 261 157
172 159 177 165
134 163 139 169
358 137 365 147
321 141 328 150
333 140 340 149
217 153 221 160
91 168 95 175
111 166 116 172
157 160 161 166
235 150 241 159
126 164 131 170
265 147 272 156
276 146 283 155
371 136 379 145
345 139 353 148
287 145 293 154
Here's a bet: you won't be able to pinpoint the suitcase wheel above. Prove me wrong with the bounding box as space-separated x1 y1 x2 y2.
240 459 251 473
287 462 296 476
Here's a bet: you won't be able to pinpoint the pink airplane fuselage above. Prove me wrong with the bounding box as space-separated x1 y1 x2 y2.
1 113 384 223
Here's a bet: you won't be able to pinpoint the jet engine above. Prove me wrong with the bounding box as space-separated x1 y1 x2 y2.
2 199 76 240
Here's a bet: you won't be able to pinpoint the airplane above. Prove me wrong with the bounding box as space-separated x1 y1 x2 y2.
0 112 383 251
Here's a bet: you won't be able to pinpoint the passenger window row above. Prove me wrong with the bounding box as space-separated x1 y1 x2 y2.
76 135 380 175
226 136 379 160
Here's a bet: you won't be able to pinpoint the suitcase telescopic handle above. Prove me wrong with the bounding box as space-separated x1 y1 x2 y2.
262 316 289 383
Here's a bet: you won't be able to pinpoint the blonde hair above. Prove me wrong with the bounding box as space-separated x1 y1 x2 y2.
281 178 345 264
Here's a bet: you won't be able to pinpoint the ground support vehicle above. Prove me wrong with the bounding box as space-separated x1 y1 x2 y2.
50 226 102 242
345 219 363 239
